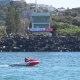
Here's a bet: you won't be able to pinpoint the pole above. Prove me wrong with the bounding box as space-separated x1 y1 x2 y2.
35 0 37 13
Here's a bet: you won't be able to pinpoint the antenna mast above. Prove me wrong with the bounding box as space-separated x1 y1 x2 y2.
35 0 37 13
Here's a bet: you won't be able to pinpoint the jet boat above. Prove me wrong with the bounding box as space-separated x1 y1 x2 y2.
10 58 40 66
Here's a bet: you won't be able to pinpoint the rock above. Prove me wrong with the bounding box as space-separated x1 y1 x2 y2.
0 36 80 52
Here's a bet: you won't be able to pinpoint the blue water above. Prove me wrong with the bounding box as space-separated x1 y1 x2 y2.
0 52 80 80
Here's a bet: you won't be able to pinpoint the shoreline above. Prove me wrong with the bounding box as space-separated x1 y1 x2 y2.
0 36 80 52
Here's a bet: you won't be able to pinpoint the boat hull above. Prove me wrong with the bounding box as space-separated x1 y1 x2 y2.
10 59 40 66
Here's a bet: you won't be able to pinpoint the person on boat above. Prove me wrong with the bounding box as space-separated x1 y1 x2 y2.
25 56 30 62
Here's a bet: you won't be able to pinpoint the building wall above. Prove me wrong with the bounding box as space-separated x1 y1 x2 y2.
32 13 50 28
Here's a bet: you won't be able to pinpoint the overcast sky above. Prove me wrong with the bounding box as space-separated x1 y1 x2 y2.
25 0 80 9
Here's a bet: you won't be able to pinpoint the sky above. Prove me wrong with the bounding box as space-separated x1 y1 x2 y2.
25 0 80 9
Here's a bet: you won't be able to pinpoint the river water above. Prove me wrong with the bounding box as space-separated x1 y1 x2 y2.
0 52 80 80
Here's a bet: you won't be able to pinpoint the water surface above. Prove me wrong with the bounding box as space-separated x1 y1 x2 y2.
0 52 80 80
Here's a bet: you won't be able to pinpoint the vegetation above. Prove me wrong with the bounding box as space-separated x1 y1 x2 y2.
1 1 80 36
0 27 7 37
5 4 16 34
51 8 80 36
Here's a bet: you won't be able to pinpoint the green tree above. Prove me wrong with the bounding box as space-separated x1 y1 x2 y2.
0 27 7 37
20 18 30 35
5 4 16 34
15 6 21 34
5 4 21 35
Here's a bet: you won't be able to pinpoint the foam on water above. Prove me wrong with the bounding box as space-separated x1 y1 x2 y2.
0 65 9 67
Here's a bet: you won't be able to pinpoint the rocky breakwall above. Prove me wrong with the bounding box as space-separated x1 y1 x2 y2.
0 36 80 52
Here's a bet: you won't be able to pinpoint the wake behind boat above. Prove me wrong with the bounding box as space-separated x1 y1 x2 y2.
10 58 40 66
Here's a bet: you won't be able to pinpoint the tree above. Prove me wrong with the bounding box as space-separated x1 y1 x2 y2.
5 4 16 34
20 18 30 35
5 4 21 35
0 27 7 37
15 6 21 34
